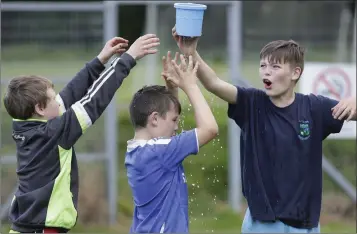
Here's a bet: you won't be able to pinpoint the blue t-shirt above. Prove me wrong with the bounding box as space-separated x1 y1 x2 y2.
125 129 199 233
228 86 344 229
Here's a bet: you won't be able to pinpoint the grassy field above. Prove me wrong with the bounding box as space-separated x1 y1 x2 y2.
1 49 356 233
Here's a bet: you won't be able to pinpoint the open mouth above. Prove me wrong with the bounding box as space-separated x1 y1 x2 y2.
263 79 272 89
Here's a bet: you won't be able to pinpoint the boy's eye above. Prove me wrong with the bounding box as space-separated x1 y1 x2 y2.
260 64 265 68
273 65 280 68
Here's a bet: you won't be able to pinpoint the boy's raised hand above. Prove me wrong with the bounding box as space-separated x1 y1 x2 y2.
97 37 129 64
161 51 180 89
172 26 199 56
126 34 160 61
166 54 199 92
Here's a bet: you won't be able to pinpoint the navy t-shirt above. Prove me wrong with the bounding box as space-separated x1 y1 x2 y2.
228 86 344 229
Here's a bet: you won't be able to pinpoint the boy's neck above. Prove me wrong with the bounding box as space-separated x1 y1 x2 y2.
269 87 296 108
133 129 152 141
29 114 47 121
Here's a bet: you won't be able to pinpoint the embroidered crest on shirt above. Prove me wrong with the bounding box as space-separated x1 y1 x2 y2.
298 120 310 140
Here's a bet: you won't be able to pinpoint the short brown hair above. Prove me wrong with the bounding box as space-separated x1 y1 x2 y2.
129 85 181 129
260 40 305 78
4 75 54 120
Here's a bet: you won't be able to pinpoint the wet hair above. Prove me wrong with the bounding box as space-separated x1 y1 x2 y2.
129 85 181 128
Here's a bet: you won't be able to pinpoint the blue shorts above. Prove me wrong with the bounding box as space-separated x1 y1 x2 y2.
241 208 320 233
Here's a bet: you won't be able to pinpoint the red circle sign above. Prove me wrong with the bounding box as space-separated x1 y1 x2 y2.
313 67 351 100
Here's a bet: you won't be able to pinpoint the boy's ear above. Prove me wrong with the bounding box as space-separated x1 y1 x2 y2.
148 111 160 127
292 66 302 81
34 103 45 117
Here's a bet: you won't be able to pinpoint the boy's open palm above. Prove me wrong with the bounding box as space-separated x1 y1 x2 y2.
161 51 180 89
98 37 129 64
166 54 199 90
127 34 160 61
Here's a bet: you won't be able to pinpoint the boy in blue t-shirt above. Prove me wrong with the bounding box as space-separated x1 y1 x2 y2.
125 52 218 233
171 27 356 233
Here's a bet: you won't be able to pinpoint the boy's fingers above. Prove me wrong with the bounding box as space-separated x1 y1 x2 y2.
333 103 346 119
172 60 181 75
174 52 179 63
143 37 160 45
180 54 187 69
187 55 193 70
193 61 199 74
113 43 128 51
113 37 128 43
338 107 351 120
146 49 158 55
167 51 172 63
141 34 158 41
143 42 160 49
162 56 168 71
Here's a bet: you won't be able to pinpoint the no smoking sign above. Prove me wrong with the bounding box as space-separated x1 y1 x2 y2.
313 67 351 100
300 63 356 139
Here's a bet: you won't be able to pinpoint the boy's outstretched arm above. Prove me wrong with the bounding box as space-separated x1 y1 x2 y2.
159 54 218 170
57 37 129 112
45 34 160 149
172 26 237 104
167 54 219 146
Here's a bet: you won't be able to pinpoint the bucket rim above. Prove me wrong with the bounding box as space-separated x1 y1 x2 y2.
174 3 207 10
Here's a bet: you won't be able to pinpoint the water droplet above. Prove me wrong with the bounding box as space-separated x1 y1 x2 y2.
201 213 204 216
192 183 196 187
201 167 205 170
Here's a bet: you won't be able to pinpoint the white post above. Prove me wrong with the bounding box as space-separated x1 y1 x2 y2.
145 2 158 86
227 1 242 213
103 0 118 225
352 9 356 63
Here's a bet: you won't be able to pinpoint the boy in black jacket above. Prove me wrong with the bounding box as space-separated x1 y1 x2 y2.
4 34 159 233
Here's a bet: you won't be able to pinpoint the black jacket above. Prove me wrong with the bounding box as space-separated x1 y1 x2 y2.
9 53 136 232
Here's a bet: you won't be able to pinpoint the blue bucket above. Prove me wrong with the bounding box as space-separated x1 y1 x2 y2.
174 3 207 37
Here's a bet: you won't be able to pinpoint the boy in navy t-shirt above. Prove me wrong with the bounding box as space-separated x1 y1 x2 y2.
171 27 356 233
125 52 218 233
